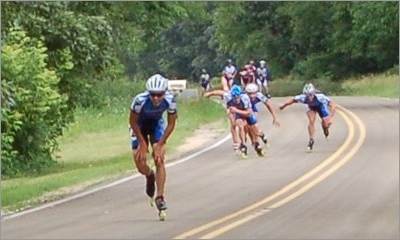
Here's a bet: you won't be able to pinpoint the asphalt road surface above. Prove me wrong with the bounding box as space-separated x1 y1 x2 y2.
2 97 398 239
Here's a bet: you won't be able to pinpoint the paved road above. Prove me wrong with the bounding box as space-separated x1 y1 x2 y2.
2 97 398 239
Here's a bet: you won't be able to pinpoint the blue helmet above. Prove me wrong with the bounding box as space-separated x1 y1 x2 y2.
230 85 242 98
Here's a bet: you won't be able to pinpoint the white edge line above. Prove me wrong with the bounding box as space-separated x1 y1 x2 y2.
2 134 232 220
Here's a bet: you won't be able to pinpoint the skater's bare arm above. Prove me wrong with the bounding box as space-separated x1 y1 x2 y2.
229 107 252 117
159 112 178 145
129 110 146 145
264 101 280 126
204 89 226 98
279 98 296 110
328 101 337 118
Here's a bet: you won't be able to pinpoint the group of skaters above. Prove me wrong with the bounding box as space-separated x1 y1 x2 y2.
202 58 337 157
199 59 272 98
128 64 337 219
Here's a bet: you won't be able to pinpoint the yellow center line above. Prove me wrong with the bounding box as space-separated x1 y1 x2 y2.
173 106 365 239
199 107 366 239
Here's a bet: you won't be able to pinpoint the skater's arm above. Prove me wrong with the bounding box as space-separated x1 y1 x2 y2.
279 98 297 110
203 89 226 98
328 100 337 118
158 112 178 145
129 110 147 146
263 101 280 126
229 106 252 117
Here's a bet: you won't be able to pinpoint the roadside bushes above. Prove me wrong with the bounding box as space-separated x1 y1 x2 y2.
1 29 71 178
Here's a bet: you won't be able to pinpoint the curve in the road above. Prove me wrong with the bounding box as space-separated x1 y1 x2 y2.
173 105 367 239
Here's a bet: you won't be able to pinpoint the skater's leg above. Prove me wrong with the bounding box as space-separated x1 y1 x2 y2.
235 119 247 145
221 76 229 91
228 112 240 145
133 140 155 198
154 154 166 199
306 110 317 140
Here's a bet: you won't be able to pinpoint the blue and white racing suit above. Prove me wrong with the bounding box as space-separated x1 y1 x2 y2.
223 92 257 126
294 93 332 118
256 67 269 87
130 91 177 149
249 92 269 113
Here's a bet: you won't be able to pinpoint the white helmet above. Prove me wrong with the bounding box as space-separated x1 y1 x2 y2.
303 83 316 95
259 60 266 66
146 74 168 92
245 83 259 93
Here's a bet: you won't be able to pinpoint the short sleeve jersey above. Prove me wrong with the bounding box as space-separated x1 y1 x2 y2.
294 93 331 108
222 65 237 77
257 67 268 78
223 92 252 110
250 92 269 105
130 91 177 122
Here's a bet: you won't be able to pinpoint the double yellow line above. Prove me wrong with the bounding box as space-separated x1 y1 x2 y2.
173 106 366 239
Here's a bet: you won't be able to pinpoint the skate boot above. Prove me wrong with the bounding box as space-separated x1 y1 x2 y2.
155 196 167 221
307 138 315 152
254 142 266 157
146 170 155 205
233 143 241 156
259 132 270 148
266 93 272 99
240 144 248 159
323 127 329 140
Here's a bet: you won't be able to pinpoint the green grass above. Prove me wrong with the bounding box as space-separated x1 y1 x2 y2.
269 72 398 99
1 97 226 213
1 156 132 211
341 73 399 99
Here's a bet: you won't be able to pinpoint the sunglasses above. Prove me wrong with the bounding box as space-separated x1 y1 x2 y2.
149 92 165 98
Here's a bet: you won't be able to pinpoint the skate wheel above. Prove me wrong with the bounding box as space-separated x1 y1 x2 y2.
307 147 313 153
258 151 266 157
149 198 155 207
159 210 166 221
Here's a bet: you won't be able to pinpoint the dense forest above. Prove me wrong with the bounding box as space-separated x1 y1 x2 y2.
1 1 398 177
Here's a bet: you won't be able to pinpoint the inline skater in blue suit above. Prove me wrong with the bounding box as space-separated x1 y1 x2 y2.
129 74 177 220
244 83 280 147
279 83 336 152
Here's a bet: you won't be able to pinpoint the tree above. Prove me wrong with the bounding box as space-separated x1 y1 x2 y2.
1 29 71 177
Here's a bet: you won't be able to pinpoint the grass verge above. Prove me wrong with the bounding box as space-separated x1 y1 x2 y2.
1 97 227 214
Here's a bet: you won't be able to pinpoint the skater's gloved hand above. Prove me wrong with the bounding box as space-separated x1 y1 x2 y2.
153 142 166 162
135 143 148 162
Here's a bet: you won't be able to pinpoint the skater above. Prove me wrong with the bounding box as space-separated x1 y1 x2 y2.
256 60 272 98
221 59 238 91
204 85 265 157
244 83 281 146
129 74 178 220
279 83 336 152
199 68 212 93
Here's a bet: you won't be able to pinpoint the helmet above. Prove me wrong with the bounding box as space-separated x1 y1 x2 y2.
303 83 316 95
230 85 242 98
146 74 168 92
245 83 259 93
259 60 266 66
227 59 233 64
201 68 207 73
249 60 255 65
